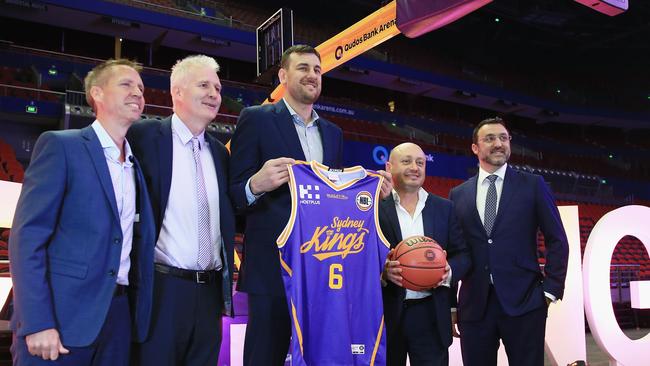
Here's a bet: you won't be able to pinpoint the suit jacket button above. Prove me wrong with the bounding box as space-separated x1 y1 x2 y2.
114 238 121 244
487 239 493 244
109 270 116 277
484 265 489 270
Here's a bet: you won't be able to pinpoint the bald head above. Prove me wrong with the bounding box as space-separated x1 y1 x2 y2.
389 143 425 164
387 142 426 193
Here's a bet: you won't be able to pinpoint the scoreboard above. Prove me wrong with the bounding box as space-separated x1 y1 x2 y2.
256 8 293 83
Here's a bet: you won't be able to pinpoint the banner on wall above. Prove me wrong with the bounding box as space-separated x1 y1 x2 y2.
264 1 400 104
342 140 476 180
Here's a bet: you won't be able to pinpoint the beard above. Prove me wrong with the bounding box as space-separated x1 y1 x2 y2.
297 87 320 104
290 79 321 105
485 148 510 166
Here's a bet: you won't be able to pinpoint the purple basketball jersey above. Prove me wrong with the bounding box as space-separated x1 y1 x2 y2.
277 161 390 366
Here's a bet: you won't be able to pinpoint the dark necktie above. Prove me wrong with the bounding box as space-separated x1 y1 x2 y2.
484 174 498 236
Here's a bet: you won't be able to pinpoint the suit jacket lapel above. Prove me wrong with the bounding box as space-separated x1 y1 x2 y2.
132 157 150 226
274 101 305 161
381 195 402 248
466 175 485 234
205 133 226 199
131 157 145 257
492 166 517 233
81 126 119 222
422 195 435 240
157 118 173 224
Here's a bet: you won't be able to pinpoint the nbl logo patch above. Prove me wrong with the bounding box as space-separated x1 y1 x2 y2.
351 344 365 354
355 191 372 211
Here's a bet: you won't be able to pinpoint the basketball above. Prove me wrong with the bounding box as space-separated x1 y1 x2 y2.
392 235 447 291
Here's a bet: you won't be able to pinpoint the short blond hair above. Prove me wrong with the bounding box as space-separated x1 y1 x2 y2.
84 59 142 111
170 55 220 90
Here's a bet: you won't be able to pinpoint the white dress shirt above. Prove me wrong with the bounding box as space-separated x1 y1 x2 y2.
91 120 135 286
155 114 222 270
284 98 323 164
475 163 508 227
244 98 324 205
392 188 435 300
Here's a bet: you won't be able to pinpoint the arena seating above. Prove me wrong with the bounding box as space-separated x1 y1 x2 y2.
536 201 650 280
422 176 463 199
0 228 9 274
3 43 649 183
95 0 649 113
0 140 24 183
327 115 403 146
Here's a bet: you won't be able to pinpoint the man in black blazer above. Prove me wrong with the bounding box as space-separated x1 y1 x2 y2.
229 44 342 366
128 55 235 366
449 117 569 366
381 142 471 366
229 44 391 365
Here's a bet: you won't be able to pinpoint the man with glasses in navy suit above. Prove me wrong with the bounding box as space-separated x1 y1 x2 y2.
449 117 569 366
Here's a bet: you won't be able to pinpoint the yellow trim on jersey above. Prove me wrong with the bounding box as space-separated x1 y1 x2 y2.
293 160 311 166
234 249 241 271
291 300 304 355
309 160 367 191
370 316 385 366
373 174 391 249
276 163 298 248
279 252 293 277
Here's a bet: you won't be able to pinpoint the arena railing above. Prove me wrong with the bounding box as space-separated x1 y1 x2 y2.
106 0 255 32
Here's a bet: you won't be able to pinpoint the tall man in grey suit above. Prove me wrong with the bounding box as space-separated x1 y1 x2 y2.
449 117 569 366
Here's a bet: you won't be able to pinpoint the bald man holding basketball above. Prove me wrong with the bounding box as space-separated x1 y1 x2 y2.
380 142 471 366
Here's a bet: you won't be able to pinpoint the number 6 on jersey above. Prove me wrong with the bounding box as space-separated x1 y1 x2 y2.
329 263 343 289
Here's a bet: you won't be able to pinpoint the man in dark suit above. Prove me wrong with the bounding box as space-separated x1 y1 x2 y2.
230 44 392 365
128 55 235 366
9 59 155 365
381 142 471 366
449 117 569 366
229 44 342 366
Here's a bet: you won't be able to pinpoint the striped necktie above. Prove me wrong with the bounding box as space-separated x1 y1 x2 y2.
192 137 212 270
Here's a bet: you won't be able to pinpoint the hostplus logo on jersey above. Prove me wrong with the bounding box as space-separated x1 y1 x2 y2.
299 184 321 205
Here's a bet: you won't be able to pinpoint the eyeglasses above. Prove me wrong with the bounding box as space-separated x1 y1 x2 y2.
480 134 512 144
